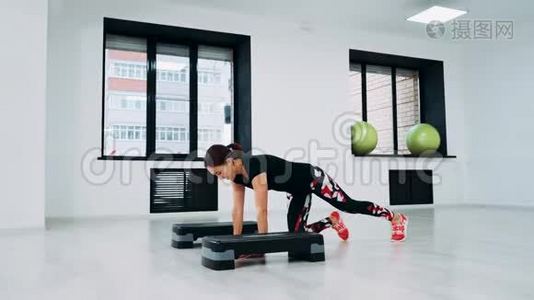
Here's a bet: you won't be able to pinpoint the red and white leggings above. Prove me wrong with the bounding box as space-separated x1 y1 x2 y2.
287 166 395 233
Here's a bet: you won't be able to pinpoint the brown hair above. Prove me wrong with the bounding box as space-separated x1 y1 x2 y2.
204 143 244 167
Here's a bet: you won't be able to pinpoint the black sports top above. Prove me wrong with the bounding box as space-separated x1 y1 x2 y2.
232 154 314 194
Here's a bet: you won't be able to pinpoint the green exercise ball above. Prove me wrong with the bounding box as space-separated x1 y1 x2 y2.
406 123 441 155
351 121 378 155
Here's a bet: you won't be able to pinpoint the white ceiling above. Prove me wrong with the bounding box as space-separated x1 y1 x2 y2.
170 0 533 35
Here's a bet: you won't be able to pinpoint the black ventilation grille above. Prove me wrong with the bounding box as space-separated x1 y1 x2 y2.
150 168 217 213
389 169 433 205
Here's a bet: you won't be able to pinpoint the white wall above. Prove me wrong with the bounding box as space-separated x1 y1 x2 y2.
46 0 466 218
0 0 47 229
463 20 534 206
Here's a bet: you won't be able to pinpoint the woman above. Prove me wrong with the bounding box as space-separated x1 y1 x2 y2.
204 143 408 242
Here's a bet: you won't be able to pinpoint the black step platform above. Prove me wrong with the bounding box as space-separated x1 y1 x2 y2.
201 232 325 270
171 221 257 249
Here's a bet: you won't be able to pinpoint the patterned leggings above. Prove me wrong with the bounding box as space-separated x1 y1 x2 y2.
287 166 395 233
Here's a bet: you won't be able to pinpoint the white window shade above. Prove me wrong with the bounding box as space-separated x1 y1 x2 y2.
157 43 189 57
105 34 146 52
198 46 233 61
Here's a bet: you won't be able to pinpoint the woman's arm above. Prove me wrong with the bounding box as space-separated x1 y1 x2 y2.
252 173 269 233
231 183 245 235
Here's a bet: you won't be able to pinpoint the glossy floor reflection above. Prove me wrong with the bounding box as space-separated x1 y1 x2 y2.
0 206 533 300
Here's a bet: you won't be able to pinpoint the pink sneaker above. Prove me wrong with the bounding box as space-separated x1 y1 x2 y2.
330 211 349 241
391 214 408 242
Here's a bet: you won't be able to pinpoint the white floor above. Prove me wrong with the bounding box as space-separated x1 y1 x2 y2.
1 205 533 300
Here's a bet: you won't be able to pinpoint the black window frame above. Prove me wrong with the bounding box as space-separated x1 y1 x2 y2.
99 18 251 161
350 49 451 157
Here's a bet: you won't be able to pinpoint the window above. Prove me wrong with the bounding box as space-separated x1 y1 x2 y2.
108 93 147 110
107 125 191 142
106 124 221 142
197 70 222 85
156 44 190 154
156 127 188 142
348 64 363 120
107 125 146 141
111 62 147 80
366 65 394 154
350 64 419 154
349 64 419 154
396 69 420 154
155 98 188 112
349 49 446 156
104 35 147 156
157 69 188 83
198 128 222 142
197 46 234 157
101 18 251 160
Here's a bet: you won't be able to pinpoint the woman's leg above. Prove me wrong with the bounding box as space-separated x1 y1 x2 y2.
286 193 311 232
309 166 395 221
309 166 408 241
286 193 332 233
